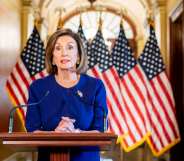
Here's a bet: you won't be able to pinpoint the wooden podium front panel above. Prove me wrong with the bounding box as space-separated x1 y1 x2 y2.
0 132 117 161
50 149 70 161
0 132 116 150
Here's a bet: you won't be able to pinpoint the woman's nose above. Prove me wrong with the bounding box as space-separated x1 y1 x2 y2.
60 48 67 56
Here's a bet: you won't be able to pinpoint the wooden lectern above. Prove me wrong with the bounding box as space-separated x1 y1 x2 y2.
0 132 117 161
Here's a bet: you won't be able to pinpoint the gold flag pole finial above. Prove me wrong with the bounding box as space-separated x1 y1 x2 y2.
57 18 63 29
33 7 42 31
57 9 63 29
147 11 155 27
79 10 83 26
34 19 39 29
120 9 124 27
95 5 106 31
120 8 127 27
98 11 103 31
55 7 66 29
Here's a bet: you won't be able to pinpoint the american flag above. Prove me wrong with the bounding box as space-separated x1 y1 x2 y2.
77 24 88 52
6 26 47 124
111 24 151 151
87 29 129 137
138 25 180 156
77 23 92 68
86 29 102 76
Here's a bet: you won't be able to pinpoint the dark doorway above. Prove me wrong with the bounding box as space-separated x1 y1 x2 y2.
169 1 184 161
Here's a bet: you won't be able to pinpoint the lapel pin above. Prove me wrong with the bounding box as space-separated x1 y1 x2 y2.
77 90 83 98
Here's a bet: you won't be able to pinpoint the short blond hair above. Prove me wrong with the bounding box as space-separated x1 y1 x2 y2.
45 28 88 74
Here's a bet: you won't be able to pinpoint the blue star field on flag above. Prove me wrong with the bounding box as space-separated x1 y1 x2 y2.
138 25 165 79
111 24 136 77
77 24 92 69
77 24 89 50
21 26 45 76
90 29 112 71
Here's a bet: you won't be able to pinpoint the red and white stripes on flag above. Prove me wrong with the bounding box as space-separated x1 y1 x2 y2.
111 25 151 151
119 64 152 151
87 65 128 137
79 23 180 156
87 29 129 137
145 72 180 156
6 26 47 125
102 67 128 136
138 25 180 156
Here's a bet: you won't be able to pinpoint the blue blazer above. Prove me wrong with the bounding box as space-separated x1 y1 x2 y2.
26 74 108 161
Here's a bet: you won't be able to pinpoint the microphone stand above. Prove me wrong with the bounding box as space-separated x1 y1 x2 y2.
8 105 27 133
103 109 107 132
8 91 50 133
75 90 108 132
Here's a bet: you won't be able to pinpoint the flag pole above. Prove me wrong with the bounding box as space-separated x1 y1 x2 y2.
120 9 124 27
55 7 66 29
147 11 155 28
33 7 42 32
98 11 103 31
34 19 39 30
79 10 83 26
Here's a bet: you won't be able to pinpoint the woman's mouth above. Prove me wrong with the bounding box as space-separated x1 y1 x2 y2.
60 60 70 64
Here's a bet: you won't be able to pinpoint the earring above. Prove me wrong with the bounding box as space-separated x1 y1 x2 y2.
76 59 80 65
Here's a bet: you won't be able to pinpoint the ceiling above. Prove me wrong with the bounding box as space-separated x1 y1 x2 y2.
27 0 164 38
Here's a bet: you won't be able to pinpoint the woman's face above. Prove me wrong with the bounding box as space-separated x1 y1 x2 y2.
52 35 79 71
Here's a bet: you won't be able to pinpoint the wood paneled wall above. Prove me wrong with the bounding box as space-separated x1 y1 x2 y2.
0 0 24 160
0 0 22 132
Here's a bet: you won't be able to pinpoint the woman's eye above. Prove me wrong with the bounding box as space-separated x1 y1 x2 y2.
55 46 61 51
68 45 74 50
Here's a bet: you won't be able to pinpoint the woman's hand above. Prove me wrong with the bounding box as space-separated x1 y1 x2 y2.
55 117 76 132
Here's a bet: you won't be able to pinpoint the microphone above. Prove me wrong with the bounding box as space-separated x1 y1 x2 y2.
8 90 50 133
103 108 108 132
